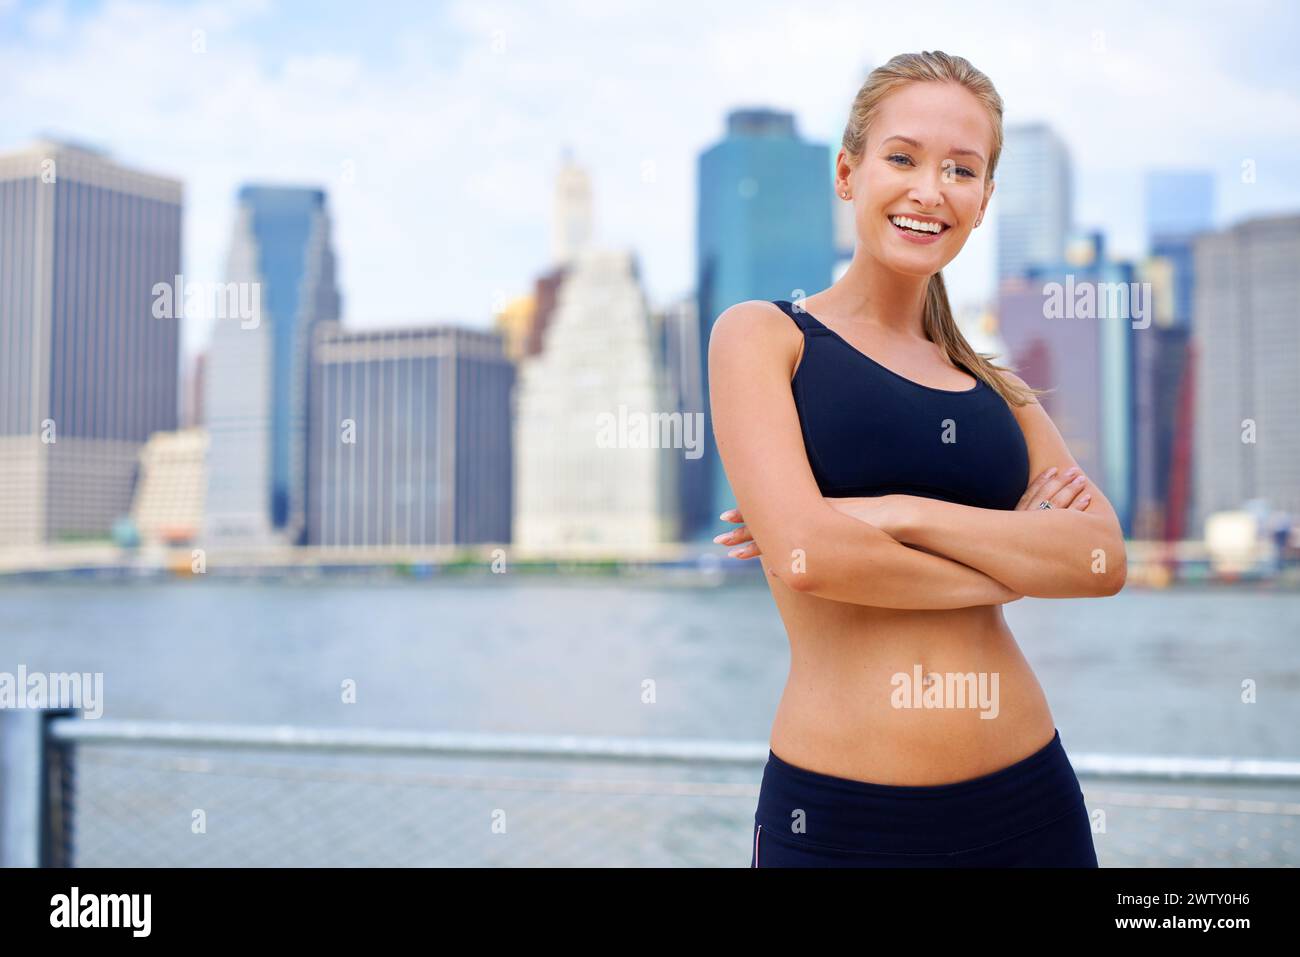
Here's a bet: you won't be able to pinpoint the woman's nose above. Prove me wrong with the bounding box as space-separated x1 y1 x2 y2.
908 167 949 207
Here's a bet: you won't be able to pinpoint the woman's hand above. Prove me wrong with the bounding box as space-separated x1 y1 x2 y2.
1017 465 1092 512
717 469 1090 559
714 508 760 559
715 495 913 559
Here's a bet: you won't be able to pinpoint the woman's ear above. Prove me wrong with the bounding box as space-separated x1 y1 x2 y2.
976 179 995 226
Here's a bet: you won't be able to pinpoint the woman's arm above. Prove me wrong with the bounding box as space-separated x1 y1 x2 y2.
707 301 1021 610
875 372 1127 598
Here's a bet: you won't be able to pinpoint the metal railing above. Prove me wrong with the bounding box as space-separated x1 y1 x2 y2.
3 711 1298 867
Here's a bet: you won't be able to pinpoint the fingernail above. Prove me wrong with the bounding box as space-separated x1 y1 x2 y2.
719 511 730 520
1072 475 1085 484
1080 495 1091 503
1066 467 1080 477
712 534 726 543
728 548 742 557
1045 467 1057 478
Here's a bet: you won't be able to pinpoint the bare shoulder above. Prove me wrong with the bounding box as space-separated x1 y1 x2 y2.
989 367 1049 417
994 368 1077 467
709 300 799 352
993 367 1035 398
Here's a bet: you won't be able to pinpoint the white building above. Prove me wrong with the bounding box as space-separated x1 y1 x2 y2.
552 149 592 268
202 268 276 546
203 186 340 547
129 428 208 545
513 248 678 552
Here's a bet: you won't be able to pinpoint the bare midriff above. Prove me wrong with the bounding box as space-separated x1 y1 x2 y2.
763 562 1058 786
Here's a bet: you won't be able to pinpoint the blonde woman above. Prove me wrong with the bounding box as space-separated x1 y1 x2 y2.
708 51 1124 867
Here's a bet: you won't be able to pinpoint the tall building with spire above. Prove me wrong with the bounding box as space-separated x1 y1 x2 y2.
507 151 596 366
553 149 593 267
203 186 340 546
514 248 678 551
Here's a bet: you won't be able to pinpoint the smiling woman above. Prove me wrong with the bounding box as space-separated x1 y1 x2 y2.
707 50 1124 869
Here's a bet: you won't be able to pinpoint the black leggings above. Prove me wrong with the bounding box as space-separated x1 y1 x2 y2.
751 728 1098 867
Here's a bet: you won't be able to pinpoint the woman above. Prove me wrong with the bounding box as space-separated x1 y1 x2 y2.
707 51 1125 867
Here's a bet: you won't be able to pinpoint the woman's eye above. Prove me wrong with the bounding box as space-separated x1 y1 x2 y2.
888 154 977 178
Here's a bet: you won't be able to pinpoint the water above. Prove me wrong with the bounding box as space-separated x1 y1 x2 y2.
2 578 1297 866
2 577 1296 756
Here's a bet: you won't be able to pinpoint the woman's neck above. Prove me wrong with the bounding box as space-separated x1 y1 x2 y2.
810 247 932 339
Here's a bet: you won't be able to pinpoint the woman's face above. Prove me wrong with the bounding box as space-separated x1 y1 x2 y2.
838 81 996 277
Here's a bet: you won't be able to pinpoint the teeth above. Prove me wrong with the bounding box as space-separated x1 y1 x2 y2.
890 215 944 234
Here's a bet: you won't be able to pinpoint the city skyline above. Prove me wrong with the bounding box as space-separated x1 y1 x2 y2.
1 138 1295 549
3 0 1297 357
2 4 1298 887
3 4 1299 556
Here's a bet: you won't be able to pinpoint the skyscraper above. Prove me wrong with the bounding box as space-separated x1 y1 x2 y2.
1191 214 1300 534
553 149 593 268
307 323 513 548
1133 171 1213 539
1146 170 1215 330
998 232 1137 535
0 140 182 546
655 293 707 544
516 154 594 364
204 186 340 546
1145 170 1215 248
996 123 1073 284
514 248 678 551
696 108 836 538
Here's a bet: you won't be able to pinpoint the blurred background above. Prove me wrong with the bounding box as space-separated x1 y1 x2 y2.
1 0 1298 867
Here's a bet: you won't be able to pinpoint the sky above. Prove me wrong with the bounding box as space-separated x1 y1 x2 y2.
3 0 1298 361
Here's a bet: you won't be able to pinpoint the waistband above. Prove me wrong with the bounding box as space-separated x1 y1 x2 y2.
755 728 1087 855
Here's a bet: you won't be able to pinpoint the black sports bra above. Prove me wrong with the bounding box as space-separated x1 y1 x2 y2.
772 299 1029 510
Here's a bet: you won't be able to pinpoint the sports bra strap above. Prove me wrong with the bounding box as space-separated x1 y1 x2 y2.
772 299 825 333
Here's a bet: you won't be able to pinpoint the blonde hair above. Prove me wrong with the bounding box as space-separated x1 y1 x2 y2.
842 50 1045 406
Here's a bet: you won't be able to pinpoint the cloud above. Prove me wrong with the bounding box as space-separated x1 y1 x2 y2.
25 0 69 40
1 0 1297 358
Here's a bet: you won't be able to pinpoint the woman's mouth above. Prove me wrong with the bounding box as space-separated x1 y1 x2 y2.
888 214 950 244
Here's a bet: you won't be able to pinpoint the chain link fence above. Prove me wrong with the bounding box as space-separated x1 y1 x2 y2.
7 715 1299 867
